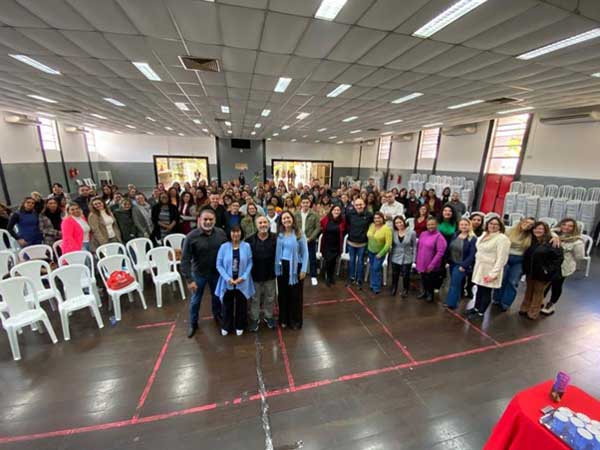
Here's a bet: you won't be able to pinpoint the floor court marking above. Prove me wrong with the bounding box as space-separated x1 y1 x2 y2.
442 307 501 346
135 321 176 329
0 292 568 445
276 325 296 391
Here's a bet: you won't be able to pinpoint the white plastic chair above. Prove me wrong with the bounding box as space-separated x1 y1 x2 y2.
126 238 154 290
147 247 186 308
49 265 104 341
18 244 54 263
97 255 147 321
58 251 101 307
364 253 389 286
539 217 558 228
582 235 593 278
10 260 59 311
0 277 58 361
316 234 323 268
577 221 586 234
509 213 524 226
336 234 349 276
52 239 63 260
96 242 127 260
163 233 186 268
0 229 19 255
0 250 16 279
406 218 415 231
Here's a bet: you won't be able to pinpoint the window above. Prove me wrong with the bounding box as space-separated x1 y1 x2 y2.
487 114 530 175
38 118 60 151
154 156 209 188
418 127 440 160
378 136 391 160
85 130 97 152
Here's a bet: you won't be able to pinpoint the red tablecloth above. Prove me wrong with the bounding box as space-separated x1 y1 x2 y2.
485 380 600 450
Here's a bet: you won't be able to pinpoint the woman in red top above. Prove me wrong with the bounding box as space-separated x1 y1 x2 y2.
320 205 346 286
414 204 430 237
178 191 195 234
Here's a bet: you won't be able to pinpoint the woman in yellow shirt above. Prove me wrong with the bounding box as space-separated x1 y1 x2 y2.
367 211 392 294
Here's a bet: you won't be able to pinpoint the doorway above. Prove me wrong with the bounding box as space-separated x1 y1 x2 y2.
272 159 333 187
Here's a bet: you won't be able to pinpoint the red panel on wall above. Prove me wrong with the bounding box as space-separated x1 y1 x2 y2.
480 174 514 214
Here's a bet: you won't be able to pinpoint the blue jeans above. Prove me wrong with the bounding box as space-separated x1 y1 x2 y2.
307 240 318 277
445 263 467 309
189 272 220 327
494 255 524 308
348 245 366 284
368 251 383 293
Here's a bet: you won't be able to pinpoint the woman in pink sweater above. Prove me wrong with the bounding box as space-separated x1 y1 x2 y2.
61 202 91 254
416 217 448 302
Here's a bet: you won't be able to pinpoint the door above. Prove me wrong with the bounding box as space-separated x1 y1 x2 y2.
480 174 514 214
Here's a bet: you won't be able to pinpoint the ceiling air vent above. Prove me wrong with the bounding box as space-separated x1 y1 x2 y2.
485 97 520 105
366 128 380 132
179 56 221 72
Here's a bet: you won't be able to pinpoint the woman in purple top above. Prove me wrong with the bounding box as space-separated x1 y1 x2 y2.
416 217 448 302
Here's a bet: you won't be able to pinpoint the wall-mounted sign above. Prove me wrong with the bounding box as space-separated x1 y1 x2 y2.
234 163 248 170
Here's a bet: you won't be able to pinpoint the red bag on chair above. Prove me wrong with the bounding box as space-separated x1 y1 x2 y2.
107 271 135 290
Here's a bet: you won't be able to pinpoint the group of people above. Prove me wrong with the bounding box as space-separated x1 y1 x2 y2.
2 175 587 337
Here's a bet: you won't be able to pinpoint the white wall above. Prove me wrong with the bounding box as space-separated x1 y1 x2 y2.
521 116 600 180
0 117 42 164
266 140 361 167
436 122 489 174
388 135 419 170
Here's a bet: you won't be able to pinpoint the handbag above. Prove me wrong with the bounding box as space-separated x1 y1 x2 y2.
107 270 135 290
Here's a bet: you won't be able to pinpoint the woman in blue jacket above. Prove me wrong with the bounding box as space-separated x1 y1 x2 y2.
7 196 43 247
444 218 477 310
215 225 255 336
275 211 309 330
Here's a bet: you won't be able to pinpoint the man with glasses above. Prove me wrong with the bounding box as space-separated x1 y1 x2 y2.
380 191 405 228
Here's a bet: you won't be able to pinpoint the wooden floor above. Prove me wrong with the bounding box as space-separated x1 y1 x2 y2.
1 249 600 450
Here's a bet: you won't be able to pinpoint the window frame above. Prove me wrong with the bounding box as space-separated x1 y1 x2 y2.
37 117 60 152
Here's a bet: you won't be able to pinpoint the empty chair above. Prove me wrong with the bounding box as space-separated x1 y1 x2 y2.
58 251 101 307
406 218 415 230
0 250 16 279
97 254 147 321
538 217 558 228
126 238 153 290
582 235 593 277
336 235 350 276
11 260 59 310
52 239 63 260
364 253 389 286
147 247 186 308
0 229 18 255
163 233 186 268
96 242 127 260
509 213 524 226
0 277 58 361
49 264 104 341
18 244 54 263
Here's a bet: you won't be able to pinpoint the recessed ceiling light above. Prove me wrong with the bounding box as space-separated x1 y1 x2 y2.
221 105 230 114
90 113 107 120
342 116 358 122
251 131 256 136
178 133 185 136
274 77 292 93
192 119 202 124
28 94 57 103
423 122 443 128
384 119 403 125
225 121 232 127
125 125 136 129
517 28 600 60
350 129 362 134
267 138 272 141
317 128 327 132
497 106 534 114
104 97 126 107
315 140 321 143
328 136 337 139
273 133 279 137
592 73 600 78
291 138 297 142
165 126 173 131
413 0 488 38
281 125 290 130
175 102 189 111
315 0 348 21
37 111 55 117
202 128 209 133
447 99 484 109
336 141 344 144
114 130 122 134
227 130 232 134
391 92 423 104
381 131 394 135
261 109 271 117
296 112 310 120
255 123 262 128
146 116 156 122
10 55 61 75
302 135 308 138
132 61 161 81
146 131 154 135
326 84 351 98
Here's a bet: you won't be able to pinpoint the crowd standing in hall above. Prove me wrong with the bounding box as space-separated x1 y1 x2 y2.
1 174 588 338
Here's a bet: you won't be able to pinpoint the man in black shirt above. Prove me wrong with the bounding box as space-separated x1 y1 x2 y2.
200 193 228 230
73 185 91 217
181 209 228 338
246 215 277 331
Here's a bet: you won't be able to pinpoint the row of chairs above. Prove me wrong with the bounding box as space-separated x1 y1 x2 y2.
0 238 187 361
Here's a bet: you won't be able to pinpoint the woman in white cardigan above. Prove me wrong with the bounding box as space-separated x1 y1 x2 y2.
465 217 511 319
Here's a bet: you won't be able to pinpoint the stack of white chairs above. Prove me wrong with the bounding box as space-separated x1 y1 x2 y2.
579 201 599 239
573 187 587 201
544 185 559 198
566 199 581 219
524 183 536 195
550 197 567 222
538 196 553 219
515 194 528 215
539 217 558 228
587 187 600 202
533 184 544 197
503 192 518 216
509 181 523 194
526 195 540 218
558 185 574 199
581 235 593 277
461 189 473 211
508 213 524 226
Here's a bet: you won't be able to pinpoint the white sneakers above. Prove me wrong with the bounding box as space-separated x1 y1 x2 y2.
311 277 318 286
222 328 244 336
236 329 244 336
541 304 556 315
221 329 228 336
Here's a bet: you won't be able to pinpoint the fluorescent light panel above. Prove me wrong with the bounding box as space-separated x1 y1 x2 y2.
315 0 348 21
104 97 126 107
350 129 361 134
497 106 534 114
413 0 488 38
272 133 279 137
221 105 230 113
132 62 161 81
291 139 297 142
592 73 600 78
274 77 292 93
10 55 61 75
336 141 344 144
165 126 173 131
255 123 262 128
384 119 403 125
175 102 189 111
328 136 337 139
202 128 209 133
447 99 484 109
342 116 357 122
192 119 201 124
326 84 351 98
281 125 290 130
391 92 423 104
90 113 107 120
225 121 232 127
517 28 600 60
125 125 136 129
251 131 256 135
381 131 394 135
296 112 310 120
28 94 57 103
178 133 185 136
146 116 156 122
423 122 443 127
317 128 327 132
261 109 271 117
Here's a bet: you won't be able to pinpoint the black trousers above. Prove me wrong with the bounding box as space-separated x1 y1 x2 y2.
474 285 493 313
323 251 339 283
222 289 248 332
277 260 304 329
544 276 566 305
391 263 411 291
421 272 436 296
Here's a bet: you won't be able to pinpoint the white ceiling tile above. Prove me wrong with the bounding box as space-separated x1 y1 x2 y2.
386 40 453 71
358 0 429 31
260 12 309 54
201 72 226 86
226 72 253 89
168 0 221 45
17 0 94 30
252 74 279 91
19 29 89 57
295 20 350 59
380 71 428 89
356 68 402 87
218 4 265 50
580 0 600 21
310 60 350 82
334 0 377 25
66 0 138 34
0 29 55 54
116 0 179 39
61 31 125 59
65 57 117 77
412 46 481 74
441 52 509 77
255 52 290 76
221 47 257 73
282 56 320 78
327 27 387 63
0 0 49 27
296 80 328 95
359 33 421 67
335 64 377 84
268 0 320 17
220 0 268 8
